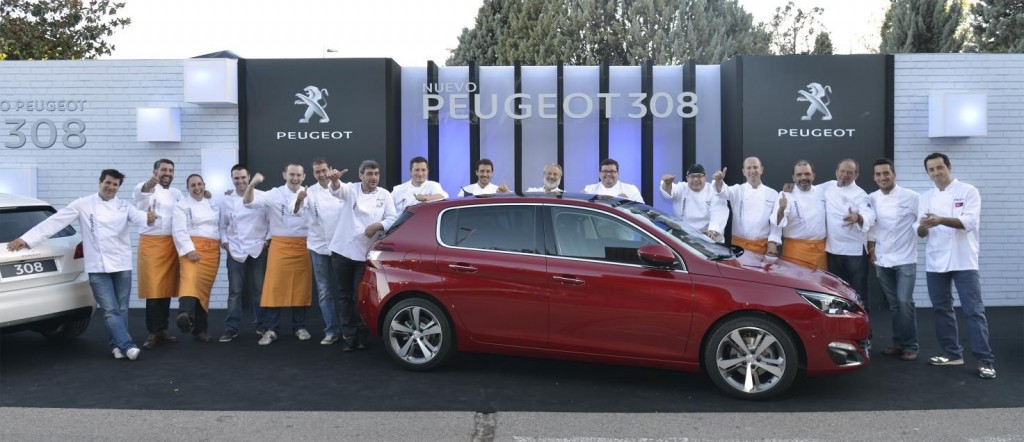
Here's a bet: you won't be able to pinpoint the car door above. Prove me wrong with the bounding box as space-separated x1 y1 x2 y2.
545 205 694 360
434 203 549 348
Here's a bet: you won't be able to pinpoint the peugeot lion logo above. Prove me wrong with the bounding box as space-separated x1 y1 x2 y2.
294 85 330 123
797 82 832 121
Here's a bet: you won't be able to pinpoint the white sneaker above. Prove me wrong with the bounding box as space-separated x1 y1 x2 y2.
294 328 312 341
320 334 339 345
126 347 141 361
258 330 278 345
112 348 125 359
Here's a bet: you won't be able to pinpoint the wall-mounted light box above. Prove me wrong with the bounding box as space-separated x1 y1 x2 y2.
136 107 181 142
201 148 238 196
0 166 38 197
184 58 238 104
929 93 987 137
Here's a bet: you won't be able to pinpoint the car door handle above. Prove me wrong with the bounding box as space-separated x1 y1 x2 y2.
553 275 584 286
448 263 478 273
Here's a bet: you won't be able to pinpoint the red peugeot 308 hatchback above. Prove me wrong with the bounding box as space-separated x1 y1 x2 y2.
360 194 869 399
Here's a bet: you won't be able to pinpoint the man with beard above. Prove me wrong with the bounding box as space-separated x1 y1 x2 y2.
660 163 728 243
392 156 448 212
712 157 781 255
772 160 828 269
244 163 313 345
293 157 343 345
329 160 398 351
218 164 270 342
458 159 509 196
526 164 563 193
134 158 183 349
582 159 644 203
821 159 874 310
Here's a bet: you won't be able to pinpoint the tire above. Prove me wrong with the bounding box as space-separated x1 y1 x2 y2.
703 315 799 400
41 316 92 342
382 298 454 371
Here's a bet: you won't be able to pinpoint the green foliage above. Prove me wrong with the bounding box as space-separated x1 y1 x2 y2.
970 0 1024 52
446 0 772 66
767 1 826 55
0 0 131 60
879 0 965 53
812 32 834 55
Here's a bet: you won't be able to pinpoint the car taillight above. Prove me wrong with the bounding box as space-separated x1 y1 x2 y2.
74 242 84 259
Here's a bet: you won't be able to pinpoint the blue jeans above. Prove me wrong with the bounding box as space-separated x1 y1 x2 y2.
828 252 870 311
88 271 136 352
331 253 367 337
876 263 919 352
224 252 267 332
259 307 307 332
310 251 339 336
926 270 994 363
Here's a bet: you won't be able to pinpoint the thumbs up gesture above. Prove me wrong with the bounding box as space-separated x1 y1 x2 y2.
146 205 157 226
250 173 264 186
712 167 727 185
497 181 510 193
296 186 307 201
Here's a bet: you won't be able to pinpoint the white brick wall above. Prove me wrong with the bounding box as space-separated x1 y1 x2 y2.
894 53 1024 307
1 60 239 309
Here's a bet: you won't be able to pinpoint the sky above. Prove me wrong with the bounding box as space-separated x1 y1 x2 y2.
105 0 891 65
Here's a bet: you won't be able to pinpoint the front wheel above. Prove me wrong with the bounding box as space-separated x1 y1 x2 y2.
382 298 454 371
703 315 799 400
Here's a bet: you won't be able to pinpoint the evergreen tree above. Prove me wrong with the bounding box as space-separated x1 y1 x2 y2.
812 32 835 54
970 0 1024 52
879 0 965 53
672 0 772 64
768 1 826 55
0 0 131 60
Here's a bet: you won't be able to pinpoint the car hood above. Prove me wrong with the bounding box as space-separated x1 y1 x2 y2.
715 251 861 303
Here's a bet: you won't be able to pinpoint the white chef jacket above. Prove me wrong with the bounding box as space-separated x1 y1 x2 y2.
245 185 309 238
771 185 827 241
20 193 149 273
172 196 221 256
661 182 728 234
582 182 645 204
392 180 449 212
329 182 398 261
133 182 182 236
299 182 342 256
820 180 874 256
916 179 981 272
457 182 500 196
868 185 919 268
716 182 782 243
219 190 270 262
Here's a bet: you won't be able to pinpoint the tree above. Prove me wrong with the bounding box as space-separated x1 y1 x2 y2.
767 1 827 55
970 0 1024 52
812 32 834 54
879 0 965 53
0 0 131 60
671 0 772 64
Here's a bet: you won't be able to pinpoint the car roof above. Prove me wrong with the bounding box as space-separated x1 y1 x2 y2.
428 192 640 209
0 193 52 209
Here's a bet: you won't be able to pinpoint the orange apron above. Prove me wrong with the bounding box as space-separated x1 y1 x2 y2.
260 236 312 307
138 235 179 299
781 238 828 270
731 235 768 256
178 237 221 310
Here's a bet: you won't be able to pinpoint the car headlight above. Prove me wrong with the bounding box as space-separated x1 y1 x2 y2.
797 290 856 315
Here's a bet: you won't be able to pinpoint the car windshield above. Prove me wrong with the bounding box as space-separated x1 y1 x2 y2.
612 201 734 260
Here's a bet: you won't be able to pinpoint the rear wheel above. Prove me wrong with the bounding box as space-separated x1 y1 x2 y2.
383 298 454 371
40 316 91 341
703 315 799 400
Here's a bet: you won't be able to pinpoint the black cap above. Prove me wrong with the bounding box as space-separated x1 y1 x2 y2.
686 164 705 176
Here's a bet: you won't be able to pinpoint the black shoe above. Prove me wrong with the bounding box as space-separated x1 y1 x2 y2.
194 332 212 343
219 330 239 342
342 335 357 352
356 329 370 350
175 312 193 333
142 334 158 349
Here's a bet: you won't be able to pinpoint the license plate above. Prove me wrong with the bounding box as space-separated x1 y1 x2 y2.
0 259 58 278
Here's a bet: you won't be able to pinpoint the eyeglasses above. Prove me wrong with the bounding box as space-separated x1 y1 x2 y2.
600 169 618 175
687 174 705 179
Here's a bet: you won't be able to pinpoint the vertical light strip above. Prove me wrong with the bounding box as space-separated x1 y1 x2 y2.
400 66 428 183
696 65 723 171
652 66 684 213
608 66 643 199
520 66 558 191
438 66 470 194
562 66 600 193
478 66 516 190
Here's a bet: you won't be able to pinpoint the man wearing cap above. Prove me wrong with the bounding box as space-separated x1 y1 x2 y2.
772 160 828 269
712 157 782 255
660 164 729 243
583 159 644 203
526 163 563 193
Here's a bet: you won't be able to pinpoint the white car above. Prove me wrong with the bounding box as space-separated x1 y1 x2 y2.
0 193 94 340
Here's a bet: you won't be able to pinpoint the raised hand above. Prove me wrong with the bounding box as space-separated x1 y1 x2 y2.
147 205 157 225
224 189 234 196
712 167 727 185
204 190 213 199
660 173 676 184
296 186 307 201
843 207 861 226
497 182 509 193
250 173 264 186
329 168 347 183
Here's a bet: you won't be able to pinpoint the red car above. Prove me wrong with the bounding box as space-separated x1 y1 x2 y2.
360 194 869 399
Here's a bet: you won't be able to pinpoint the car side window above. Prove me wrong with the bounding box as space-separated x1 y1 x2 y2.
550 207 655 265
439 205 539 254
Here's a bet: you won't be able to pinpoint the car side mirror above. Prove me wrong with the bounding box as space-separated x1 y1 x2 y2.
637 244 677 269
